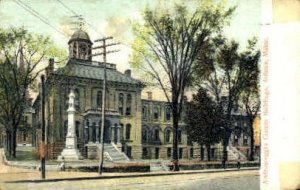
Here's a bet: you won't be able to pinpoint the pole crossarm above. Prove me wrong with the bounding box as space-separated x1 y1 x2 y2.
92 43 120 50
94 36 113 42
92 50 120 57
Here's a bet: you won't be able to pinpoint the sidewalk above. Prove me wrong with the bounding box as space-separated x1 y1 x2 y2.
4 167 259 183
0 149 259 184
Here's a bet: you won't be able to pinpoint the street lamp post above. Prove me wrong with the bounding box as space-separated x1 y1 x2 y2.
40 75 46 179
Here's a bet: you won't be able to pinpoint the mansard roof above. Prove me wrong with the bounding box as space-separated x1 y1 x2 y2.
53 58 144 86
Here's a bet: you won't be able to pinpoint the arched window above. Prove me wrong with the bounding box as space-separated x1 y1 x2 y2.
118 93 124 115
96 90 102 108
153 106 159 120
165 105 171 121
126 94 132 115
165 129 171 143
74 88 80 110
125 124 131 140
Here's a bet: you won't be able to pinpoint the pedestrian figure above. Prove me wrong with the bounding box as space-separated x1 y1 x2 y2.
59 156 65 171
237 155 241 170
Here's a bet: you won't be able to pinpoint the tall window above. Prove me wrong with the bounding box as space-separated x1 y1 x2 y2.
125 124 131 140
118 93 124 115
165 106 171 121
142 106 147 119
165 129 171 143
74 88 80 110
126 94 132 115
167 148 171 158
142 147 148 159
153 106 159 120
75 121 80 138
190 148 194 158
142 126 148 143
178 130 182 143
96 90 102 108
154 128 159 141
155 147 159 159
179 148 183 159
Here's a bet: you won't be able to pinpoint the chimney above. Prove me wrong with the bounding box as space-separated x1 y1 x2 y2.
147 91 152 100
46 58 54 76
124 69 131 77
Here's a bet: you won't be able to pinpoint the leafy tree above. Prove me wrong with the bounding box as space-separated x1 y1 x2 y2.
131 1 235 171
186 87 223 161
239 39 260 161
194 36 260 162
0 27 66 157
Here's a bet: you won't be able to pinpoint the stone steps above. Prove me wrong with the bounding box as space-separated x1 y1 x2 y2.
103 143 129 162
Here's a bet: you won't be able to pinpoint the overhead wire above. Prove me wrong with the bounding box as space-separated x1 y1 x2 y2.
55 0 132 49
56 0 105 38
12 0 68 38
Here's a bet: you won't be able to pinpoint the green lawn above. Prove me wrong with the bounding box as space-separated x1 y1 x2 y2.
6 146 38 161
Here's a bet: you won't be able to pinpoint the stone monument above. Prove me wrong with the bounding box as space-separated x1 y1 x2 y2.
58 89 82 161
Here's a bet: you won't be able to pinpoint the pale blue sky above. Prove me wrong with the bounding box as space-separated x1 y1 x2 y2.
0 0 261 71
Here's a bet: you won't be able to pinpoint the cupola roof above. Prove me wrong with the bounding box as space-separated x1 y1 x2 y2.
68 29 92 44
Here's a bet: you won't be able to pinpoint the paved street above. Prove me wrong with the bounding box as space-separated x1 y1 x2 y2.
0 170 259 190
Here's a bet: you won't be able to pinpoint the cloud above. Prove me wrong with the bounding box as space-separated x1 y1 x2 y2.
104 16 132 43
59 23 73 37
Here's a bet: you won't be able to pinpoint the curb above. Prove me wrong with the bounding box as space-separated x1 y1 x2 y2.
5 167 259 184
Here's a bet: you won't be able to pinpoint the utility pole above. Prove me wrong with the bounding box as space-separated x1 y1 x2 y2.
40 75 46 179
93 37 119 175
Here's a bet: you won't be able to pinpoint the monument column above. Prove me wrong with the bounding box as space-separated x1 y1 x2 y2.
58 89 82 160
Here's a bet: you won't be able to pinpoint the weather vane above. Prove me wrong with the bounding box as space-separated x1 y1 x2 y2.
70 15 85 31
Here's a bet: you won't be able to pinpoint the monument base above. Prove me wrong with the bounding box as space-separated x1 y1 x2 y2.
57 136 83 161
57 148 83 161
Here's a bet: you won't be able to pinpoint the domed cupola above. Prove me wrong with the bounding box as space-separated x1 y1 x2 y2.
68 29 93 61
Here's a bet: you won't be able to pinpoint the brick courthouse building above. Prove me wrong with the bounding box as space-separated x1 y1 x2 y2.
30 29 194 160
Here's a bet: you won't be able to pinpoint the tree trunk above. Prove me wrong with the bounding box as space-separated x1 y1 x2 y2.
10 130 14 158
12 127 17 158
172 102 180 171
222 129 230 163
249 118 255 161
207 144 211 161
6 131 11 157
